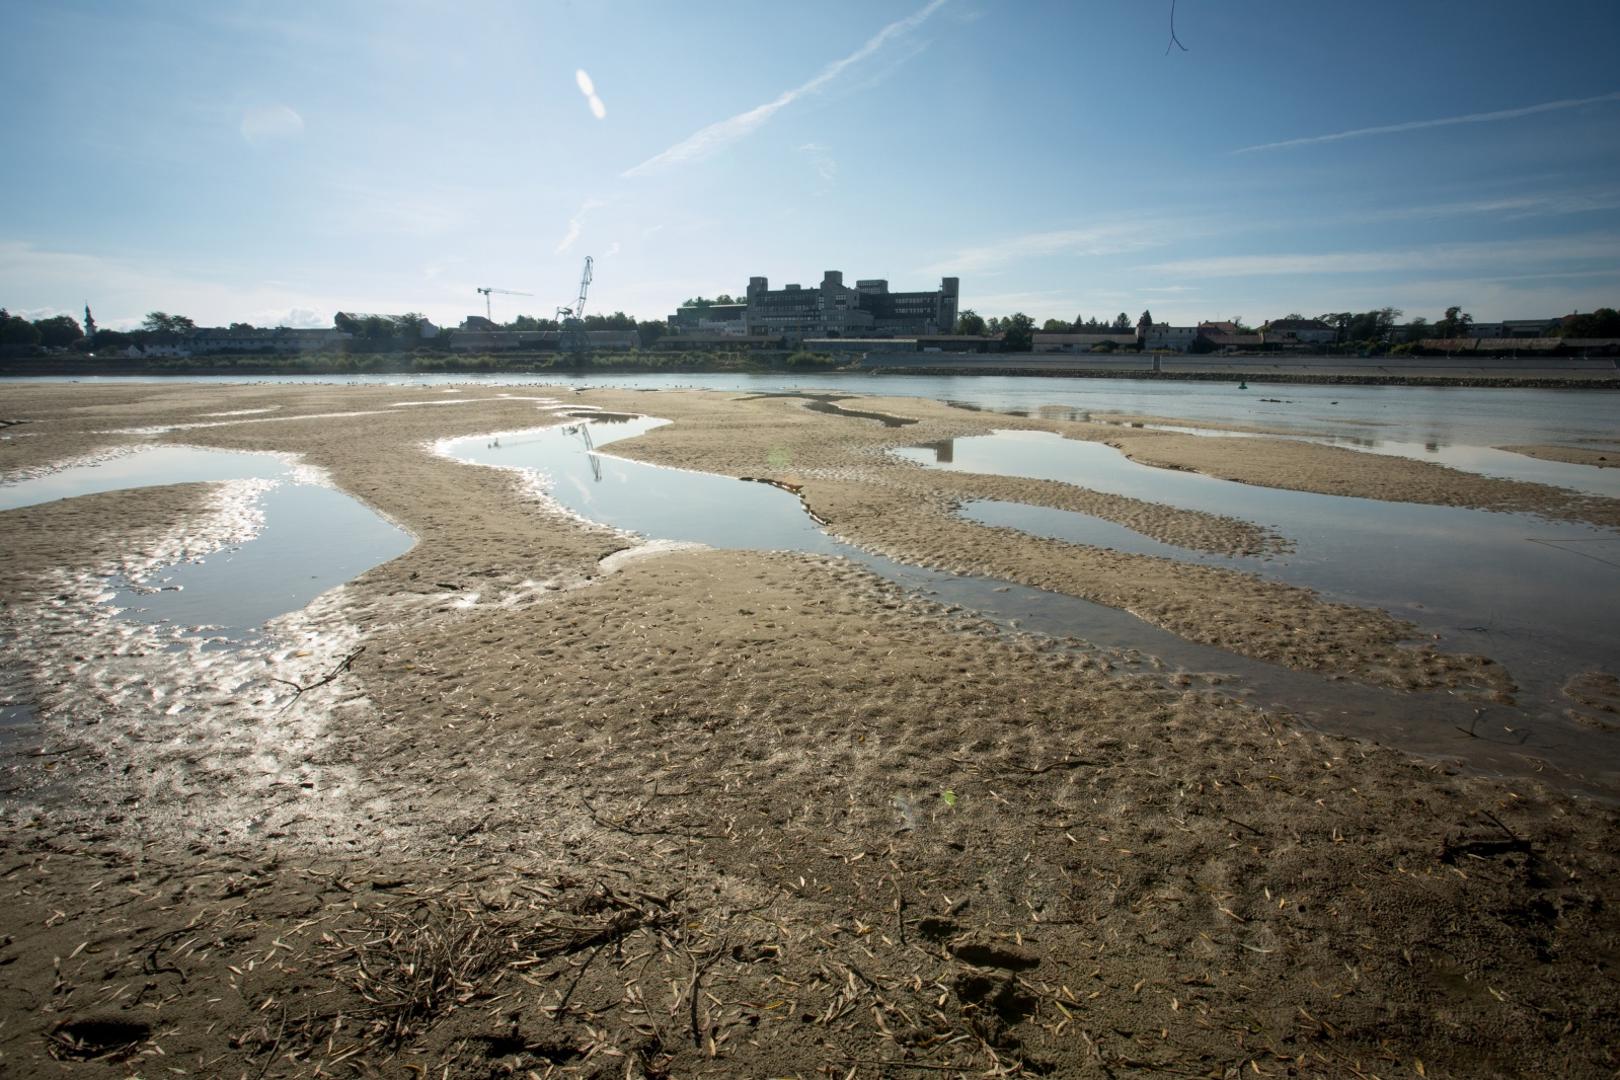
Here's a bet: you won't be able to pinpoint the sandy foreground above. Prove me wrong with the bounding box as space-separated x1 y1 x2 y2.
1499 444 1618 469
1 382 1618 1079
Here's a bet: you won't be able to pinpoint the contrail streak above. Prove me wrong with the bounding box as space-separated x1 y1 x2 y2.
1234 90 1620 154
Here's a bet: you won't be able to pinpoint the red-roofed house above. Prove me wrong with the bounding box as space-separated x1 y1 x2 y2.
1260 318 1337 346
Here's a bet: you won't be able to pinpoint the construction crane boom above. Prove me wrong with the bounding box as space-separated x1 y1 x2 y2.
555 257 595 350
475 285 533 322
573 257 593 323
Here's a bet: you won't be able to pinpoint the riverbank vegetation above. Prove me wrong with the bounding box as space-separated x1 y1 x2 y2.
0 348 846 377
4 303 1615 376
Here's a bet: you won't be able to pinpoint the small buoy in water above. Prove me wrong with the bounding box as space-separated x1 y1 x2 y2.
1238 380 1248 390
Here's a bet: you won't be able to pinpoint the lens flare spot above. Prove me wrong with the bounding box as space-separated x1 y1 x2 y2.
575 70 606 120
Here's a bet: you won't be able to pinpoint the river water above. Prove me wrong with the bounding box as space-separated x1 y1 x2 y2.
10 372 1617 448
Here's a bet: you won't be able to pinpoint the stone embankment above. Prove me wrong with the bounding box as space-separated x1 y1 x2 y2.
862 352 1620 387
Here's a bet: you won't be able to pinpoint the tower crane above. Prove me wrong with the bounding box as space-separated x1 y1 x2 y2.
475 286 533 323
554 256 594 350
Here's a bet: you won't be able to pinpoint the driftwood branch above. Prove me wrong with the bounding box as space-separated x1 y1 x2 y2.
269 646 366 707
580 792 726 841
949 755 1102 775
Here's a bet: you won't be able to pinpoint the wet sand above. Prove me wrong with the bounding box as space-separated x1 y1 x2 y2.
1500 443 1619 468
1093 430 1620 528
3 382 1619 1078
1082 410 1352 437
1072 411 1620 515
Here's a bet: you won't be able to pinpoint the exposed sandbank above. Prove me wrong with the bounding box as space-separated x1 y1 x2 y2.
1499 443 1618 468
2 383 1618 1078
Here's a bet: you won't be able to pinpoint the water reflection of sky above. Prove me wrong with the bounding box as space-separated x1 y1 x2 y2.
0 445 287 511
898 429 1620 708
1077 419 1620 499
112 483 413 638
1 445 412 638
445 417 845 555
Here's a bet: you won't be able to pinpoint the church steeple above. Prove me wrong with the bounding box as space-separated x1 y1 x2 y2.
84 304 97 339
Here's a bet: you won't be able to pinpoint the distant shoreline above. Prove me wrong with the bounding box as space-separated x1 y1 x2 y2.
2 354 1617 389
859 366 1620 389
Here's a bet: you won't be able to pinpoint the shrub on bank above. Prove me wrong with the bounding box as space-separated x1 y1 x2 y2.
784 350 839 370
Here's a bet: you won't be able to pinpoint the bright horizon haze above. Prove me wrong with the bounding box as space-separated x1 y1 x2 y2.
2 0 1618 331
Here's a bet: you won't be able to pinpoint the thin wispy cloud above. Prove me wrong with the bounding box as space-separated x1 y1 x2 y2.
1356 190 1620 224
1141 234 1620 278
1235 90 1620 154
556 198 606 254
923 221 1176 275
556 221 582 254
325 179 470 238
240 104 303 146
798 143 838 188
622 0 947 178
840 38 932 101
962 289 1084 316
0 241 354 329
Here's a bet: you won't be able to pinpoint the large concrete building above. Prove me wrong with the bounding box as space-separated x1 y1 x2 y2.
449 329 639 352
734 271 960 342
188 327 351 353
668 302 749 336
1466 318 1562 339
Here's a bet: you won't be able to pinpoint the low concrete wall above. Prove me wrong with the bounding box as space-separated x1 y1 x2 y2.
863 353 1618 380
1159 355 1617 374
868 354 1155 372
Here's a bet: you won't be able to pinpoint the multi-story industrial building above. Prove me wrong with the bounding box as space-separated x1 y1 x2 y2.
731 271 959 342
668 302 749 336
188 327 351 353
1466 318 1562 339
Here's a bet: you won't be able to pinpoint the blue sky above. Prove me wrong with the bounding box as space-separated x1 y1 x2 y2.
2 0 1618 330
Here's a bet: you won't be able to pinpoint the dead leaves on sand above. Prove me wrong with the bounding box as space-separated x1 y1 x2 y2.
230 864 1085 1078
277 879 678 1066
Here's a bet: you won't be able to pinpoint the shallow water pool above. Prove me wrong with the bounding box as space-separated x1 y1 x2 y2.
444 417 845 556
899 429 1620 730
1073 417 1620 499
2 445 412 638
111 482 414 639
0 445 288 511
